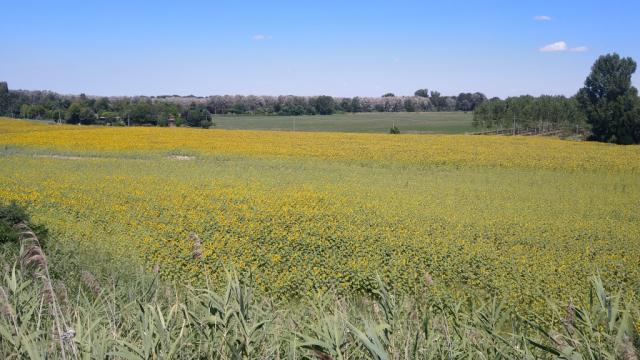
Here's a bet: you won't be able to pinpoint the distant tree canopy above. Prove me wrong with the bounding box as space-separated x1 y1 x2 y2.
2 55 637 143
474 54 640 143
0 81 9 115
414 89 429 98
455 92 487 112
311 95 335 115
577 53 640 144
0 82 486 126
473 95 586 130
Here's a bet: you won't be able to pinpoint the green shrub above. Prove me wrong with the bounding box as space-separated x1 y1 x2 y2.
0 202 47 245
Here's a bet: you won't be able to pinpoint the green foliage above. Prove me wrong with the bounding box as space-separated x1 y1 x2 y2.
277 103 306 116
403 98 416 112
0 208 638 359
0 250 637 359
472 53 640 142
312 95 336 115
0 202 47 245
351 97 362 112
200 119 213 128
0 82 8 116
0 80 481 123
577 53 640 144
473 95 586 131
455 92 486 112
414 89 429 98
429 91 442 109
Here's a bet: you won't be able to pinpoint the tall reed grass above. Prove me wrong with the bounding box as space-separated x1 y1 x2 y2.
1 224 637 359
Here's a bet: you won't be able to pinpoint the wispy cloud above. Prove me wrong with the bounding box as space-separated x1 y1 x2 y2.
533 15 552 21
539 41 588 53
539 41 567 52
252 34 272 41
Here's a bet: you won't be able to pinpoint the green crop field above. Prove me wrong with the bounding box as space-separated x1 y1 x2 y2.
1 118 639 310
209 111 475 133
1 118 639 358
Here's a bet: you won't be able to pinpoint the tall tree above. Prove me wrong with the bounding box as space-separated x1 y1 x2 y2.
403 98 416 112
430 91 443 111
0 81 8 115
350 97 362 112
577 53 640 144
414 89 429 98
312 96 335 115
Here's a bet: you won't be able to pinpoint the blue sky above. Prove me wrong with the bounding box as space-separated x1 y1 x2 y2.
1 0 638 98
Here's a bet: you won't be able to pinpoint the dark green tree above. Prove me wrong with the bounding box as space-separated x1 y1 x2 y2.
339 98 352 112
414 89 429 98
66 102 82 123
185 102 204 126
350 97 362 112
312 96 335 115
0 81 8 115
96 97 111 112
577 53 640 144
429 91 445 111
403 98 416 112
129 100 154 124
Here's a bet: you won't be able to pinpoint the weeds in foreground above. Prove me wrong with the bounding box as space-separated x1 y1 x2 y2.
0 225 638 359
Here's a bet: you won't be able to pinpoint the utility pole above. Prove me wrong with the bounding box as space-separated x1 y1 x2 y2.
513 114 516 135
293 117 296 132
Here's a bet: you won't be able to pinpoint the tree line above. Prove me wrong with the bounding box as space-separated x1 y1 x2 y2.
473 53 640 144
472 95 586 131
2 53 638 143
0 84 486 128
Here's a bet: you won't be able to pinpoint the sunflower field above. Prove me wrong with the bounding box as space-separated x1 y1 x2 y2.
1 118 639 316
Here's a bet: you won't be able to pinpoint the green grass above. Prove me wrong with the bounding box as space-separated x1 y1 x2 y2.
211 112 475 133
1 231 638 359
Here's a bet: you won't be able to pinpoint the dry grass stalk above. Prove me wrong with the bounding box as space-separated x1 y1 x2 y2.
314 350 333 360
618 335 638 360
562 299 575 333
14 222 78 359
0 287 14 318
81 271 102 296
55 282 68 306
190 232 202 260
423 272 434 288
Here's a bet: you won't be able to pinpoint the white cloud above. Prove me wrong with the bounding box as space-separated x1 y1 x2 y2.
538 41 589 53
252 34 272 41
539 41 568 52
570 46 588 52
533 15 552 21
